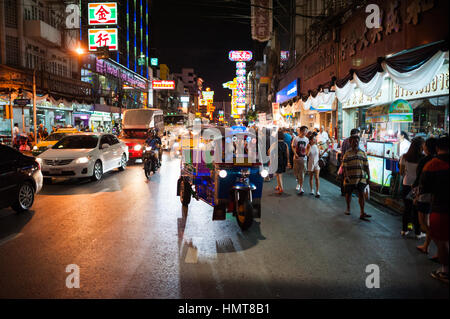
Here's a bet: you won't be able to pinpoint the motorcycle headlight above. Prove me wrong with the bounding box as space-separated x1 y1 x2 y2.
173 142 179 148
145 146 152 151
260 169 269 178
75 156 91 164
134 144 142 151
219 170 227 178
33 145 38 150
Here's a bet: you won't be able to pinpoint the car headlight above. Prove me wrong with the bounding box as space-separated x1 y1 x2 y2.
219 170 227 178
260 169 269 178
134 144 142 151
75 156 91 164
33 146 38 150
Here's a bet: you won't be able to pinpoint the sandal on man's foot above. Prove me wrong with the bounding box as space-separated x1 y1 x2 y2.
430 270 449 284
362 213 372 218
359 216 370 222
344 210 350 215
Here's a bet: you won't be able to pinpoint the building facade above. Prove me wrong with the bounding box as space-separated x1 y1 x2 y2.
0 0 92 136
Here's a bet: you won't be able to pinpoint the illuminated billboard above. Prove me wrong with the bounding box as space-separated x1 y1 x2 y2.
228 51 253 62
276 79 299 104
152 80 175 90
88 28 118 51
88 3 118 25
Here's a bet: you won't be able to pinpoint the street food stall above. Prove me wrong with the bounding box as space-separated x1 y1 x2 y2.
364 99 413 189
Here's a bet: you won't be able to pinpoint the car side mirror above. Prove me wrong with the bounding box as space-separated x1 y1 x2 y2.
101 143 110 149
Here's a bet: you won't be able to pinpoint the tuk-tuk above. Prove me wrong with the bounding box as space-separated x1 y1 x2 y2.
177 125 267 230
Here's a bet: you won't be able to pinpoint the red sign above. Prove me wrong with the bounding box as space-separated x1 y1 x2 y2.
251 0 272 42
228 51 253 62
152 80 175 90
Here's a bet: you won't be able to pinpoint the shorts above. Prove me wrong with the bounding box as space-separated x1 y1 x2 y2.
415 201 431 214
293 158 306 181
343 182 366 195
308 162 320 172
429 212 449 241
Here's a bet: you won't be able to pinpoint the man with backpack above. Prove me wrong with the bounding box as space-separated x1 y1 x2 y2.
292 126 309 195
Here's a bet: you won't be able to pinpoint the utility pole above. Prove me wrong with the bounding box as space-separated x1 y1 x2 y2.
33 68 37 145
9 89 13 147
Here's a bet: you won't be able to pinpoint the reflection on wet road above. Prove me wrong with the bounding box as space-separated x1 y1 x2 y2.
0 154 448 298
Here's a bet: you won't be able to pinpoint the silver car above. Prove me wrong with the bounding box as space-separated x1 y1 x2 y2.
37 133 129 182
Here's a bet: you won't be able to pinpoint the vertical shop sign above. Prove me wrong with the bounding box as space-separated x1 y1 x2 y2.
251 0 273 42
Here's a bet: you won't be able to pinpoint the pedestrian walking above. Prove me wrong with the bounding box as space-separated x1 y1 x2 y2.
292 126 309 195
342 135 371 221
413 137 437 256
12 123 20 148
399 137 424 237
418 136 449 284
269 130 289 195
306 133 321 198
283 128 293 168
338 128 360 195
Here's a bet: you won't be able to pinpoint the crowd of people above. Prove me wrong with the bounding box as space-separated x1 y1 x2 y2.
263 124 448 284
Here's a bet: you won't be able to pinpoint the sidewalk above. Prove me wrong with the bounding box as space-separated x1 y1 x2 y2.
320 166 405 215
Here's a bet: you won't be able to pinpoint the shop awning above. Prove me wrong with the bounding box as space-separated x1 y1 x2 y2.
365 99 413 123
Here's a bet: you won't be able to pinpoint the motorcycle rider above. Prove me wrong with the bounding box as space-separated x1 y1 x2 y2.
145 128 162 166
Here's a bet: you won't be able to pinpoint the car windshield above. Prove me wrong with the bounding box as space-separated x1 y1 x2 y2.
164 116 186 125
45 133 66 141
53 135 99 149
120 129 147 139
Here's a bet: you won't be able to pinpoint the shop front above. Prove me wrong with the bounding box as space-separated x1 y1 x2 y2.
72 103 94 130
90 109 112 132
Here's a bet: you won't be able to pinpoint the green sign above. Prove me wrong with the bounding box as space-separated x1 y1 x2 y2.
150 58 158 66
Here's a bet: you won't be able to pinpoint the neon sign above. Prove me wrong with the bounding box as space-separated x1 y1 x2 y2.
152 80 175 90
88 28 118 51
88 3 118 25
228 51 253 62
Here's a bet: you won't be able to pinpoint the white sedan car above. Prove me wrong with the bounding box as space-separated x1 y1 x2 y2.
37 133 129 182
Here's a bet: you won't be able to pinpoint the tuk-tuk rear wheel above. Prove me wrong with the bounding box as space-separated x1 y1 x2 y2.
236 200 253 231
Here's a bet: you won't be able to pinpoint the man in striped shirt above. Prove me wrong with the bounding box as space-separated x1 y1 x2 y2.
342 135 371 221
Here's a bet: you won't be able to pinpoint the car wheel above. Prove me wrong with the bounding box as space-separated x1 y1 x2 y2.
91 160 103 181
12 182 35 213
118 153 127 171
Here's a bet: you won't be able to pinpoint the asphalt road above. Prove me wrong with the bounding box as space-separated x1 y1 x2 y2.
0 154 448 298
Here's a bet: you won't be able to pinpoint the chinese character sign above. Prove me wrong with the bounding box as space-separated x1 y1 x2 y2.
88 29 118 51
228 51 253 62
88 3 118 25
251 0 272 42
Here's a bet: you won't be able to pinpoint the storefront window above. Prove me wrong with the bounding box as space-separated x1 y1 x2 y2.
411 96 449 136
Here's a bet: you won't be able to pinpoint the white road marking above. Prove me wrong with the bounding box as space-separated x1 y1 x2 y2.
0 233 23 246
185 246 198 263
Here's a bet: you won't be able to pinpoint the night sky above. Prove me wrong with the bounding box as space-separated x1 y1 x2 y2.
150 0 255 101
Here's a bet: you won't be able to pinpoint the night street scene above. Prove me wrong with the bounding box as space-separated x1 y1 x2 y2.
0 0 449 312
